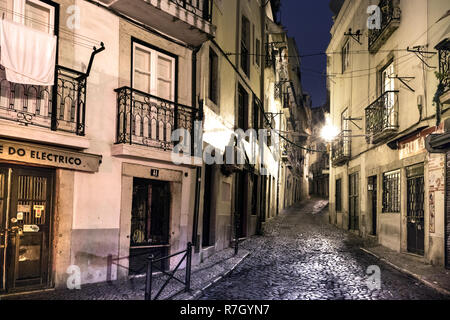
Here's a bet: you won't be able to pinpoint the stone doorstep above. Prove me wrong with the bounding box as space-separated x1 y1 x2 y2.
360 246 450 297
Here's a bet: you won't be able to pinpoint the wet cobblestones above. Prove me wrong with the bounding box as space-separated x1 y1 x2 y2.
200 199 449 300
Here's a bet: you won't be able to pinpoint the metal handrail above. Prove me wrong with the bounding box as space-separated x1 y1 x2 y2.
0 64 87 136
365 90 399 140
168 0 213 22
115 87 200 150
145 242 192 300
368 0 401 50
113 86 196 111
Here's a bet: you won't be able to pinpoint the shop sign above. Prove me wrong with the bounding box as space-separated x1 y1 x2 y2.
399 137 425 160
0 139 102 172
399 126 441 160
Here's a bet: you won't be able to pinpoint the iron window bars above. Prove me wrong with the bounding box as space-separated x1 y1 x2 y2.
115 86 201 151
382 170 401 213
0 65 87 136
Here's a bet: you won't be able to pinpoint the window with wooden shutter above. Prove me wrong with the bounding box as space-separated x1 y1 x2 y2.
241 15 250 76
24 0 53 33
209 48 218 104
132 43 175 101
1 0 54 33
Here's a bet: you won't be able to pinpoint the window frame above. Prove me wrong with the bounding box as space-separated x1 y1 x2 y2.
1 0 56 34
342 39 350 73
237 84 249 131
380 59 395 95
208 46 219 106
131 41 176 102
341 108 349 132
255 38 261 68
382 169 401 213
240 15 250 77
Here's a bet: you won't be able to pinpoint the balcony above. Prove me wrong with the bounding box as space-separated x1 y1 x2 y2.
97 0 215 46
115 87 200 151
331 131 351 166
0 65 87 136
435 38 450 104
368 0 401 54
365 90 399 144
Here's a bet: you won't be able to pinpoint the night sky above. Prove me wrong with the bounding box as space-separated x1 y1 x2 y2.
280 0 334 108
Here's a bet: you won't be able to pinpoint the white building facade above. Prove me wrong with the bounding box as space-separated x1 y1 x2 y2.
327 0 450 267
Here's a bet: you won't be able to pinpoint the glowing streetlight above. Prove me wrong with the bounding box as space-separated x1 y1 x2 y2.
320 115 339 142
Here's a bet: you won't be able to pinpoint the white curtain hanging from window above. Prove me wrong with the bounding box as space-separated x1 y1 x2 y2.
0 18 56 85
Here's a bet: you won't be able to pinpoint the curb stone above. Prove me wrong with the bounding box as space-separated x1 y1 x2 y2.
186 252 251 300
360 247 450 297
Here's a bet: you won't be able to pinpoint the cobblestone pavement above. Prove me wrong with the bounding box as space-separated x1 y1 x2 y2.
201 199 449 300
1 247 249 300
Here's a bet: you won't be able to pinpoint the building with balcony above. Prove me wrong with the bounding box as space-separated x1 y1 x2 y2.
0 0 212 294
0 0 315 295
327 0 450 268
195 0 298 261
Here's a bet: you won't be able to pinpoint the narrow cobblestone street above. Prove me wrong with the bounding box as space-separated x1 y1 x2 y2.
200 199 449 300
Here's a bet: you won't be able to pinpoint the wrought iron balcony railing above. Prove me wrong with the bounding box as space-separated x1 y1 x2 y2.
265 43 276 69
368 0 401 53
331 131 351 166
436 38 450 95
115 87 201 151
169 0 213 22
0 65 87 135
365 90 399 144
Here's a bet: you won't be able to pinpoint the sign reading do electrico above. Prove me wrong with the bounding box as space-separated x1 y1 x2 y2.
0 139 102 172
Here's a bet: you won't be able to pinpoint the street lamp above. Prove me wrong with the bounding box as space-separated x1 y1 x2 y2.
320 116 339 142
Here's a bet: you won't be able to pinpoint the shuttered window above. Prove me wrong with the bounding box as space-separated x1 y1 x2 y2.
1 0 54 34
241 15 250 77
132 43 175 101
209 48 218 104
24 0 53 33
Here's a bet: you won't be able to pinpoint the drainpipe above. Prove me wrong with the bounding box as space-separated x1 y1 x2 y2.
191 45 202 253
256 0 267 235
